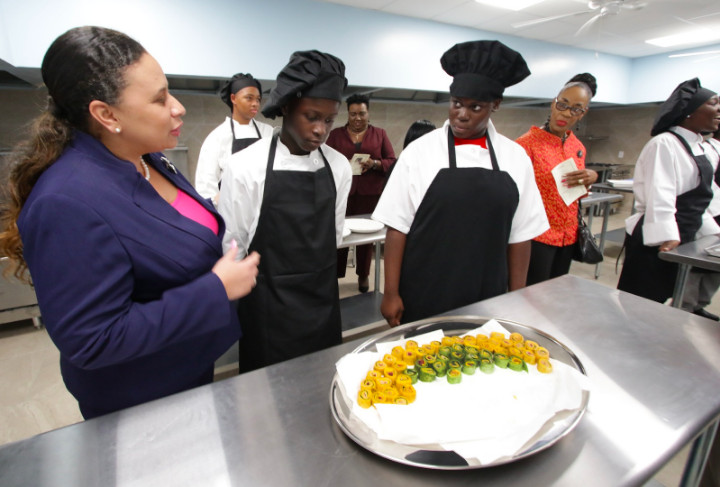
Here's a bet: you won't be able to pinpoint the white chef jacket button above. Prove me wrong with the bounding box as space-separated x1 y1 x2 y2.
314 159 319 165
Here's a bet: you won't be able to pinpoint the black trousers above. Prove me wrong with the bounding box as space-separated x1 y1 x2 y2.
617 230 677 303
527 241 575 286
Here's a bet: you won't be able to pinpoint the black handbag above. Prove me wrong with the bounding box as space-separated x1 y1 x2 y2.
572 201 603 264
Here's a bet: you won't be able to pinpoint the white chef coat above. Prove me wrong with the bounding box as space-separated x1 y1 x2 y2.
372 120 549 243
218 130 352 258
705 137 720 217
625 126 720 246
195 117 275 199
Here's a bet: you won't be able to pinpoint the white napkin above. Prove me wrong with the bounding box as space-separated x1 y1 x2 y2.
334 320 591 465
552 158 588 206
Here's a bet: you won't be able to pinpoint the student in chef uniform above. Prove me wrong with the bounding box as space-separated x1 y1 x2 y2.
218 50 352 372
681 128 720 320
618 78 720 303
195 73 274 202
373 40 549 326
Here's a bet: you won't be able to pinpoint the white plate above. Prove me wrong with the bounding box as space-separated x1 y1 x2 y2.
345 218 384 234
342 225 352 238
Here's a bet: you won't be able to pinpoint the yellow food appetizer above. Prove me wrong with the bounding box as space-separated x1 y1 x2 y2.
383 368 397 384
537 358 553 374
403 349 417 365
523 349 537 365
396 374 412 388
535 347 550 360
392 362 407 373
358 390 372 408
360 379 375 392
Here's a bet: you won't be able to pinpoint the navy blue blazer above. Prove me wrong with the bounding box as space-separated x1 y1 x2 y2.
18 131 240 418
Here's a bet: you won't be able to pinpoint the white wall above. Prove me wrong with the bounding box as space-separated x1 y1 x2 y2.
629 42 720 103
0 0 716 104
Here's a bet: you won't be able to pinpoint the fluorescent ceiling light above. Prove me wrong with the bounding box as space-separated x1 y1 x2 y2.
474 0 545 11
669 49 720 58
647 29 720 47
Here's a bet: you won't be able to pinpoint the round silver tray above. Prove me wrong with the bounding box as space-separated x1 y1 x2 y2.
329 315 589 470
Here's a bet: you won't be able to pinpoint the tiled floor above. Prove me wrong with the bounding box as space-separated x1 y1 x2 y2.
1 204 713 485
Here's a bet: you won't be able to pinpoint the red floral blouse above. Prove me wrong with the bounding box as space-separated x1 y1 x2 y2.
516 126 587 247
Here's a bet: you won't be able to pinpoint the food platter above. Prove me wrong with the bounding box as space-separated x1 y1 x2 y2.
329 315 589 470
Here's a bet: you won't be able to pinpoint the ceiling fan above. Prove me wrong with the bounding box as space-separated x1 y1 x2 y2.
512 0 647 36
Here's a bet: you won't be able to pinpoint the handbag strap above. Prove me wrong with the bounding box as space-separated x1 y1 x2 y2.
577 200 584 225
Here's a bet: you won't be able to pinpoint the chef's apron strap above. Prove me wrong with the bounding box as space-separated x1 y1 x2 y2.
486 132 500 171
229 118 237 140
447 127 457 169
252 119 262 138
707 141 720 185
266 132 280 176
317 146 336 190
668 131 697 157
446 127 499 171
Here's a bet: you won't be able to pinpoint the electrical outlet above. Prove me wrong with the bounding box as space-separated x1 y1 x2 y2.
618 151 624 159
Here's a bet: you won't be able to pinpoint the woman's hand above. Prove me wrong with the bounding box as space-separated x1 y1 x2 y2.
360 158 376 173
659 240 680 252
212 241 260 300
381 292 404 327
564 169 598 188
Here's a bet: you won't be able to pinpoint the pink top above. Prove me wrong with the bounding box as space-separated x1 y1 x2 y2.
171 189 219 235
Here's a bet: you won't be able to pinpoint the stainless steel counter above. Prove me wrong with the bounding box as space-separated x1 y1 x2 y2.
658 235 720 309
3 275 720 486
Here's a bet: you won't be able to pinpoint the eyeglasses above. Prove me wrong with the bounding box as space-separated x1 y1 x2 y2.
554 98 587 116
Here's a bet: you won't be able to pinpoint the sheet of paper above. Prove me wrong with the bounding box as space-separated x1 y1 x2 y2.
350 153 370 176
551 158 588 206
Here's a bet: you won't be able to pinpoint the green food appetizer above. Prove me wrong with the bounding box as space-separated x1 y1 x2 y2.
404 368 418 384
494 353 509 369
432 360 448 377
418 367 437 382
462 360 478 375
447 368 462 384
479 358 495 374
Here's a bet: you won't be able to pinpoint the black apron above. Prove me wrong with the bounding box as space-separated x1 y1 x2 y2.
618 131 714 302
237 133 341 372
230 118 262 154
398 128 520 324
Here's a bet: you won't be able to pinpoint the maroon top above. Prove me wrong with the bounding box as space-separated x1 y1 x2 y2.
326 124 397 196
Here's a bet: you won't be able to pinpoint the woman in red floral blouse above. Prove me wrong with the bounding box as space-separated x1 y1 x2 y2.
516 73 599 285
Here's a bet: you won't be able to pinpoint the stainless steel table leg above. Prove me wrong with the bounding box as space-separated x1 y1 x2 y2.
680 420 719 487
595 201 611 279
374 241 382 296
31 316 43 329
671 263 691 308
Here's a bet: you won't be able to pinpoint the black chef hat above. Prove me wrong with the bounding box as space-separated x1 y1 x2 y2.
262 50 347 119
440 40 531 101
219 73 262 110
651 78 717 136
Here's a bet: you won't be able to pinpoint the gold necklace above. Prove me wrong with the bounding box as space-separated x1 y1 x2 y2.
348 126 367 143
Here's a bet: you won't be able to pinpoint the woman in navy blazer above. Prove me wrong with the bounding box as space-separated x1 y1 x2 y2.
0 27 259 419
